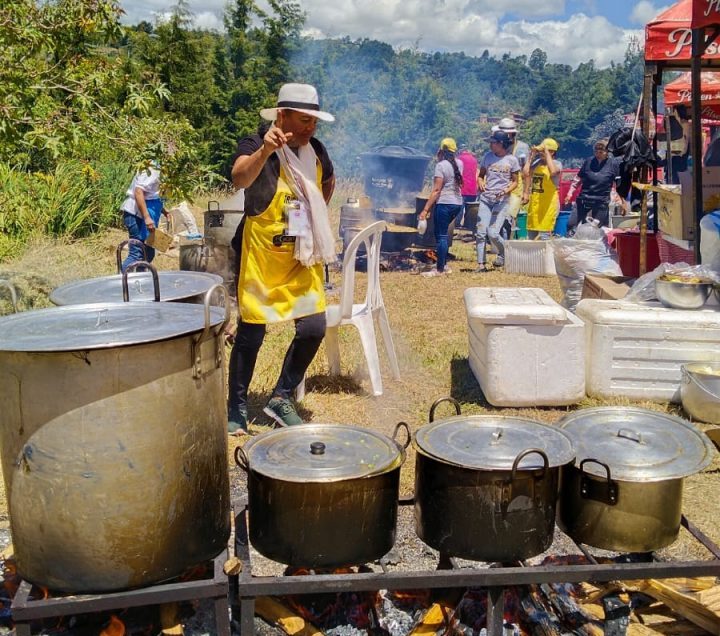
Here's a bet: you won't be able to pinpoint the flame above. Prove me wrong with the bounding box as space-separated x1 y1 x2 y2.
39 586 49 600
100 614 125 636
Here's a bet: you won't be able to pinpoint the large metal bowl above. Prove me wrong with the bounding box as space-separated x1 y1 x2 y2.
655 278 713 310
681 363 720 424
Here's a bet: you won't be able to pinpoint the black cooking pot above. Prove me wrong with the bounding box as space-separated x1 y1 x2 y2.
359 146 431 207
413 398 575 562
235 423 410 568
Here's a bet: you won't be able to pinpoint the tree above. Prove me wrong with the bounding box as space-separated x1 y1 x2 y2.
528 48 547 72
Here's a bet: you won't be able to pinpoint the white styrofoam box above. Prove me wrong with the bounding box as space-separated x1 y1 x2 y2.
576 298 720 403
504 240 557 276
464 287 585 407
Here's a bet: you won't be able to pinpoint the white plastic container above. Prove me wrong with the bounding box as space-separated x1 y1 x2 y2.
464 287 585 407
576 298 720 403
504 240 557 276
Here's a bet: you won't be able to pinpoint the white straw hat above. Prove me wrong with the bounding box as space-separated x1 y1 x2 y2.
497 117 518 133
260 83 335 122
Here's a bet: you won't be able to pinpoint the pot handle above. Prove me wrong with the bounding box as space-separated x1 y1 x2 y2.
510 448 549 480
616 428 643 444
234 446 249 471
191 283 230 377
579 458 618 506
392 421 412 450
0 280 18 314
207 200 220 212
116 239 149 273
122 261 160 302
429 397 461 422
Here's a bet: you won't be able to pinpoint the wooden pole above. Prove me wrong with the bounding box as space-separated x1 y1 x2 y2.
640 67 654 275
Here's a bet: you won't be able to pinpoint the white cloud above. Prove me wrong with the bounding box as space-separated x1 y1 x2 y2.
630 1 670 25
118 0 639 68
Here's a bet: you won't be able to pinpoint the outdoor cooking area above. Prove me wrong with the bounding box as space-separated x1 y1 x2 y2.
2 219 720 636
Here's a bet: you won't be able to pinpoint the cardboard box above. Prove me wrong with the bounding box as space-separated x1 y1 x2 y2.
637 169 720 241
581 274 634 301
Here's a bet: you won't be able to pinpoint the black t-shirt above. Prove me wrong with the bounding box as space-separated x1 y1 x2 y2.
578 156 622 200
231 134 334 216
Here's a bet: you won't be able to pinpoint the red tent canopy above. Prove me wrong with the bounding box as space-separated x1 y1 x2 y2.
691 0 720 29
664 71 720 118
646 0 720 61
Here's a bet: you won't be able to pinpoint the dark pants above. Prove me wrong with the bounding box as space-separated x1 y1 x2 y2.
576 196 610 228
433 203 462 272
669 154 688 185
227 312 326 417
122 212 155 272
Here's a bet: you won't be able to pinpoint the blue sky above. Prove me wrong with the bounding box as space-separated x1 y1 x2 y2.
120 0 671 68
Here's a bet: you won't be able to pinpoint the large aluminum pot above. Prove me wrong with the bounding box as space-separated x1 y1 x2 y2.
557 407 715 552
414 398 574 562
235 422 410 568
0 287 231 592
681 363 720 424
179 201 245 295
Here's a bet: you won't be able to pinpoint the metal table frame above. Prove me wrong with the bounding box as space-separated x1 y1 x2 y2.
230 500 720 636
11 550 231 636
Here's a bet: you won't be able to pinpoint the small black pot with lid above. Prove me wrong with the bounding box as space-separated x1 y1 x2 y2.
235 422 409 568
413 398 575 562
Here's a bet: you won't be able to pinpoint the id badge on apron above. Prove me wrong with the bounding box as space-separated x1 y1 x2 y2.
284 199 310 237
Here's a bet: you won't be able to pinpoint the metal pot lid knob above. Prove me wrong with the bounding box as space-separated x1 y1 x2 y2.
310 442 326 455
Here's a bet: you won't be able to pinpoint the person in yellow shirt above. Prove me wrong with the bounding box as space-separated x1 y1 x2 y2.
522 138 562 239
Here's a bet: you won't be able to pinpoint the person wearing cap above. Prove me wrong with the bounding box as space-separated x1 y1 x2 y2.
522 138 562 239
565 139 623 228
226 83 336 433
419 138 464 277
493 118 529 238
474 130 520 272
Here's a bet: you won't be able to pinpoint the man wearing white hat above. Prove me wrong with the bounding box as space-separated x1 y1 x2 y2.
227 83 336 432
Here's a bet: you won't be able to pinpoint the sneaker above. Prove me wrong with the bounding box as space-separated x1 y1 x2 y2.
264 397 304 427
442 266 452 274
493 257 504 268
421 269 444 278
473 264 488 273
228 408 248 436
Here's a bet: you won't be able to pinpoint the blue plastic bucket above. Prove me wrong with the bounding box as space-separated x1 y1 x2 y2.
554 210 571 236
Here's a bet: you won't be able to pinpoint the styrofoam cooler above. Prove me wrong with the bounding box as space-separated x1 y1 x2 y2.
504 240 557 276
464 287 585 406
576 298 720 403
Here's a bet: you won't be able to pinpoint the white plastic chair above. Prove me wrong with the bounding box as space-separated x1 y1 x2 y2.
324 221 400 396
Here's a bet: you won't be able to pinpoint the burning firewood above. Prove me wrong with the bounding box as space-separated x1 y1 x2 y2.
160 602 184 635
255 596 324 635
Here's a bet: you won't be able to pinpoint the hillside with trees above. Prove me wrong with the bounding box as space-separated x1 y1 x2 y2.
0 0 644 259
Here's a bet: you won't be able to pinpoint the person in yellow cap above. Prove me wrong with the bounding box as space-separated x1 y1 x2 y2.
522 138 562 239
419 137 464 277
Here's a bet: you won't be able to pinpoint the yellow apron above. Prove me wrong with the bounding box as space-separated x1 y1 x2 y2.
237 163 325 324
526 163 559 232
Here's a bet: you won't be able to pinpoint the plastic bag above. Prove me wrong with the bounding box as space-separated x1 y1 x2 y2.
552 236 622 311
624 262 720 303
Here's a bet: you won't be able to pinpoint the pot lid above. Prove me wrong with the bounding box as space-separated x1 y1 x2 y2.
557 407 716 481
49 271 223 305
360 146 431 159
243 424 404 481
0 302 226 352
413 415 575 470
